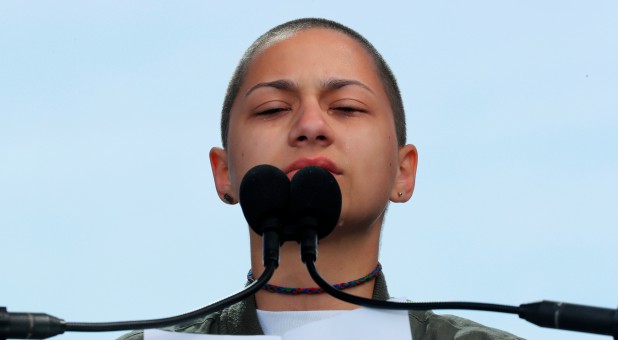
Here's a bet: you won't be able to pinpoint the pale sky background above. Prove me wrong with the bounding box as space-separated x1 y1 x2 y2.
1 1 617 340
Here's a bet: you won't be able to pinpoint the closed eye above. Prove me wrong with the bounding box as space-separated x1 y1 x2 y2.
256 107 291 116
332 106 367 114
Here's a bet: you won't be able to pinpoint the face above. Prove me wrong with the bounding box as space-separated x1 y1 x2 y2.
212 28 416 233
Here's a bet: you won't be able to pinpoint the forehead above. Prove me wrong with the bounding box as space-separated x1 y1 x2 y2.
241 28 383 90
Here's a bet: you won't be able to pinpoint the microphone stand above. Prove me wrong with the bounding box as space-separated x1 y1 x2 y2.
286 165 617 338
300 228 618 340
1 163 293 339
300 229 618 339
0 259 276 340
305 259 618 338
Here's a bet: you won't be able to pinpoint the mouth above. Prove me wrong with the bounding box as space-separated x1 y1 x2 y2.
284 157 342 179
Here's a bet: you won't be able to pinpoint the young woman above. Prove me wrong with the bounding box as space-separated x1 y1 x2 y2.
120 18 520 339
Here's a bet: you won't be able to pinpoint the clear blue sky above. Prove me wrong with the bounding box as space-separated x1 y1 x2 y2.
1 1 617 339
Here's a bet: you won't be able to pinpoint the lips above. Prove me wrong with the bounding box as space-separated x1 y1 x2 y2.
284 157 342 179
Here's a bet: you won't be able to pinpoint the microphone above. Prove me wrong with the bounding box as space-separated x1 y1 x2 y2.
0 308 65 339
0 165 293 339
519 301 618 337
4 164 616 338
288 166 341 262
1 263 277 338
288 169 618 338
239 164 290 267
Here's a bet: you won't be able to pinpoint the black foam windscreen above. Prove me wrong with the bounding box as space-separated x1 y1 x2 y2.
239 164 290 235
289 166 342 240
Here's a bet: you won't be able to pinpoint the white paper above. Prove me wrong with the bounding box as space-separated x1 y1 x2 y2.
283 307 410 340
145 306 411 340
144 329 280 339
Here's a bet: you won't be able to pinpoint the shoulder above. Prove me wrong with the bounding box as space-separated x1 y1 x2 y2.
115 297 262 340
409 310 524 340
116 330 145 340
115 311 222 340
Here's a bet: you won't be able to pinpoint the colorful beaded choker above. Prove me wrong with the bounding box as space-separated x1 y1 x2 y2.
246 263 382 295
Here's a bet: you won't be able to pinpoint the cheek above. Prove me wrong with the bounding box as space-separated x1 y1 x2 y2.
341 132 398 196
227 146 257 194
226 136 254 193
336 139 397 229
344 122 398 169
227 126 285 192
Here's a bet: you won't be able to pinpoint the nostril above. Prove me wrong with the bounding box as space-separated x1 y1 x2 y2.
298 136 308 142
317 135 327 141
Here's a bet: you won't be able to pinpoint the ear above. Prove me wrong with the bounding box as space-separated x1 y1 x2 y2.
390 144 418 203
209 147 236 204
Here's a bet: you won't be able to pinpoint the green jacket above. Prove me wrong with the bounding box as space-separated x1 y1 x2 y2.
118 275 523 339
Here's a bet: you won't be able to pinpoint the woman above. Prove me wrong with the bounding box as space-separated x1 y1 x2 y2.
120 18 520 339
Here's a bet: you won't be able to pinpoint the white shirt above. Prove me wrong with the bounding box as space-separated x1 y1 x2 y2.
256 309 347 336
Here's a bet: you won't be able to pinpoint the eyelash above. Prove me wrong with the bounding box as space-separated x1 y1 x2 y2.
332 106 366 114
256 107 290 116
254 106 366 116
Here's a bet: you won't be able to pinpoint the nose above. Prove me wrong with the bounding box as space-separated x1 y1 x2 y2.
288 101 334 147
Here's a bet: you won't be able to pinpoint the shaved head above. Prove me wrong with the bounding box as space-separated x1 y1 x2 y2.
220 18 406 149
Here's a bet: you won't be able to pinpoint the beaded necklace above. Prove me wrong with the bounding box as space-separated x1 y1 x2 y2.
246 263 382 295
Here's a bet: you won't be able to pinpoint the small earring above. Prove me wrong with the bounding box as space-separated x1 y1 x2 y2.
223 193 234 204
397 192 403 198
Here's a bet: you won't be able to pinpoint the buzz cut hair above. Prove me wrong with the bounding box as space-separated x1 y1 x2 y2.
220 18 406 148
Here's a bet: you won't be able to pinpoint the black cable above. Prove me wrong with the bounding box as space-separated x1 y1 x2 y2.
65 260 277 332
302 233 617 337
305 260 519 315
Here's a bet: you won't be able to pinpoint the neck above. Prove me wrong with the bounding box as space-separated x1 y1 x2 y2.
250 219 382 311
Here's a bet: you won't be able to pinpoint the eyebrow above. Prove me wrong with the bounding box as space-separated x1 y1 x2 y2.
245 79 298 97
244 78 374 97
322 78 374 94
